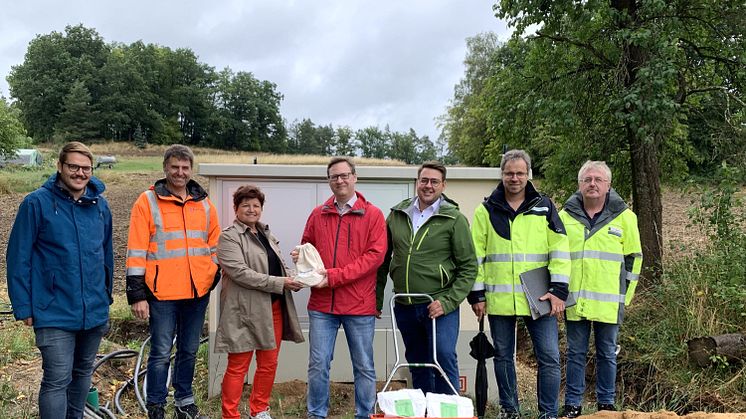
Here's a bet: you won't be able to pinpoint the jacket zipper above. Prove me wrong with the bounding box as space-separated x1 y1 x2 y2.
180 200 198 298
330 215 344 313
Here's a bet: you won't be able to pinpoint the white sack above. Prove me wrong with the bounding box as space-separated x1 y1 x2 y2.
425 392 474 418
376 388 427 417
294 243 325 286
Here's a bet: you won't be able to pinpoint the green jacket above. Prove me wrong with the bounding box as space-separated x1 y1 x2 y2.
376 194 477 314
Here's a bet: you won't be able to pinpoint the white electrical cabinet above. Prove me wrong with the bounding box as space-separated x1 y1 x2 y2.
200 164 501 399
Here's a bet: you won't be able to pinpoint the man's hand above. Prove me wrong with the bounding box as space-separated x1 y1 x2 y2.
290 248 299 264
284 278 303 292
22 318 33 327
471 302 486 322
312 269 329 289
428 300 445 319
376 310 382 319
131 300 150 320
539 293 565 320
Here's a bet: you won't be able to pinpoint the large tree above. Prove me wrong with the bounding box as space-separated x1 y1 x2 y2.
8 24 109 140
443 1 745 280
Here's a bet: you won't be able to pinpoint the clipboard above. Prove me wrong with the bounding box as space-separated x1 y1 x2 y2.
519 266 575 320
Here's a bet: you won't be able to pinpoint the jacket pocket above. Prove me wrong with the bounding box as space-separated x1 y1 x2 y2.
36 271 57 310
153 265 159 293
439 264 451 288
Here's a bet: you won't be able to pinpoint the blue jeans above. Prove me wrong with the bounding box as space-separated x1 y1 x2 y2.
35 322 109 419
146 295 209 407
307 310 375 419
394 303 460 394
489 315 560 417
565 320 619 406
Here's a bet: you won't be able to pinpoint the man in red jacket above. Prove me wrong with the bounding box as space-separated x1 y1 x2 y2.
295 156 387 419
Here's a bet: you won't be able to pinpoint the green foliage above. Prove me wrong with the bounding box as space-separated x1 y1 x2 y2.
621 171 746 412
53 80 100 142
0 98 29 158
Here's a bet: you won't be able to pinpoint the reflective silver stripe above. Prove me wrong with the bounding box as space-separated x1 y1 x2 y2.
471 282 486 291
574 289 625 303
127 249 147 258
188 247 212 257
485 284 524 293
480 253 549 263
148 249 187 260
549 250 571 260
629 252 643 258
145 191 164 231
211 255 219 264
626 272 639 281
127 267 146 275
202 200 210 233
570 250 624 262
186 230 208 240
210 247 218 254
154 231 186 241
551 273 570 284
515 253 548 262
482 254 512 263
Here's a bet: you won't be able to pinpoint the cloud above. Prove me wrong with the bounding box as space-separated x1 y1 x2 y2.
0 0 511 140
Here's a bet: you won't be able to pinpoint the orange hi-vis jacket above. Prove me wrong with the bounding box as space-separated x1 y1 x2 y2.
125 179 220 303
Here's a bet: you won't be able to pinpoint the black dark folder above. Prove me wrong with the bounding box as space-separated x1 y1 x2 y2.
519 266 576 320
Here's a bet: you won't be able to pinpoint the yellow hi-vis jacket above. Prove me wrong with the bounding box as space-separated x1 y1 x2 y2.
469 182 571 316
125 179 220 303
560 189 643 324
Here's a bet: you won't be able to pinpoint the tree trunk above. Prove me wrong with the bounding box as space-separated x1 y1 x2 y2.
614 0 664 285
629 132 663 284
687 334 746 367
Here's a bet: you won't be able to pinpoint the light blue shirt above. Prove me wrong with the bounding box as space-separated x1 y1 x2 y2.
410 196 442 233
335 194 358 215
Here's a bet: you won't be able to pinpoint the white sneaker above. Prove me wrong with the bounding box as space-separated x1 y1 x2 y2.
251 410 272 419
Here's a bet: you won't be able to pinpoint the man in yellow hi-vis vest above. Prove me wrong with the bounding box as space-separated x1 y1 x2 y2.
559 161 642 418
469 150 571 419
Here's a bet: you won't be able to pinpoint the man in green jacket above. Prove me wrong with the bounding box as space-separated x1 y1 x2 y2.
376 161 477 395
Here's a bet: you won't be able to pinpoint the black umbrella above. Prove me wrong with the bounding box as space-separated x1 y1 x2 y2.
469 317 494 419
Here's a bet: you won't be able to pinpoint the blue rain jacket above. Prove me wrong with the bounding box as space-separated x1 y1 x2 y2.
7 173 113 330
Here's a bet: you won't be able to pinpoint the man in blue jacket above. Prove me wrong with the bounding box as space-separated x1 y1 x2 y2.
7 141 113 419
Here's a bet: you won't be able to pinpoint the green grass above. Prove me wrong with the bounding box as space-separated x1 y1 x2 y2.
0 321 36 367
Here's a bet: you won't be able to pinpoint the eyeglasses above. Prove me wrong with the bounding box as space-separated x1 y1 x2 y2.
581 177 608 184
328 172 353 182
418 178 442 186
503 172 528 179
64 162 93 174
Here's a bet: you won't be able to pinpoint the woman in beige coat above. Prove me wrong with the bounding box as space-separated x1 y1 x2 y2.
216 185 304 419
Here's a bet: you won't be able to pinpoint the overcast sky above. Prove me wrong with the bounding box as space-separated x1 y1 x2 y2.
0 1 511 141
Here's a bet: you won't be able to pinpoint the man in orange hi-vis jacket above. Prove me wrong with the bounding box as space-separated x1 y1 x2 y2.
125 144 220 419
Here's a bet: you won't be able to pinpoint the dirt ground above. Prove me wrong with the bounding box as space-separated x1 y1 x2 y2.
0 174 730 418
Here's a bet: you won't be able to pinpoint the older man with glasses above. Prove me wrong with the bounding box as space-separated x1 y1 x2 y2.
376 161 477 395
559 161 642 417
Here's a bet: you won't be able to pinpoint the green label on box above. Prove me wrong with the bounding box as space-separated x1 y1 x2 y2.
440 401 458 417
394 399 415 417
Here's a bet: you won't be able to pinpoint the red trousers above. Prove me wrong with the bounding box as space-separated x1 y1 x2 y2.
221 299 283 418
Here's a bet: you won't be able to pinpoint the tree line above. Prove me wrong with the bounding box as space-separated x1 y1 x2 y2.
3 24 438 164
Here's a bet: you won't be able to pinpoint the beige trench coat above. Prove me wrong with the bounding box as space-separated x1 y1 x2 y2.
214 219 304 353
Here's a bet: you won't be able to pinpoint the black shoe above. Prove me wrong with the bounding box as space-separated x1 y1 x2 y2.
597 403 616 412
561 405 582 418
173 403 209 419
147 404 166 419
497 411 520 419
